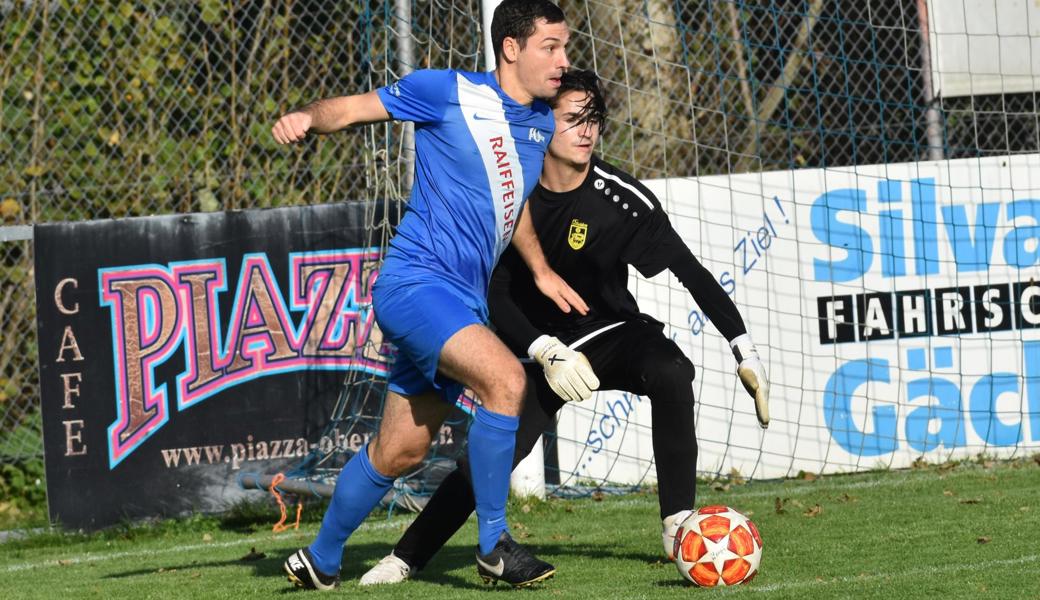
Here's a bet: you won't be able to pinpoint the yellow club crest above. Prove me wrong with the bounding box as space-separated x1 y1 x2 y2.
568 219 588 250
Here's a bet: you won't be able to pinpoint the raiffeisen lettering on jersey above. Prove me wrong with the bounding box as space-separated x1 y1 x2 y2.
489 135 518 243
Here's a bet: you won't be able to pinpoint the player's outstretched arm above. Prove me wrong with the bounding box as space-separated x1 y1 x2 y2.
272 90 389 144
511 202 589 315
666 245 770 428
729 334 770 428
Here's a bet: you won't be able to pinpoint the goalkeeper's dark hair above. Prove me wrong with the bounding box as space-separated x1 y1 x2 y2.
491 0 566 65
551 69 608 133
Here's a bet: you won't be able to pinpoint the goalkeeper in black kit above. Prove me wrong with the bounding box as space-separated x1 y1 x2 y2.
360 69 771 586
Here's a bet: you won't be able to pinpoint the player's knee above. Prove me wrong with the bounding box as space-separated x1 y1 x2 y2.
477 360 526 414
369 439 426 477
381 448 426 476
502 361 527 402
640 353 696 390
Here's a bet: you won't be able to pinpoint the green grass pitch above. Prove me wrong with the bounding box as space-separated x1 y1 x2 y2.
3 458 1039 599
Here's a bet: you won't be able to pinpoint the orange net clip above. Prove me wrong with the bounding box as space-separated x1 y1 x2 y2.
269 472 303 532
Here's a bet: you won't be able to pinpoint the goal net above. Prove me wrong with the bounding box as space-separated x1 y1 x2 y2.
254 0 1040 506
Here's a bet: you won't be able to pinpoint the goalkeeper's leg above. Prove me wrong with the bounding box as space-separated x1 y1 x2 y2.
578 322 698 559
635 340 698 559
628 334 697 560
632 339 698 520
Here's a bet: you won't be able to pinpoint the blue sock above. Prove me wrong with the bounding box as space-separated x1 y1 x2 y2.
469 406 520 555
308 443 394 575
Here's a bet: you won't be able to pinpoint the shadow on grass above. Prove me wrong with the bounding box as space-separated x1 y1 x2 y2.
387 540 665 589
100 537 667 591
100 540 389 590
654 578 694 589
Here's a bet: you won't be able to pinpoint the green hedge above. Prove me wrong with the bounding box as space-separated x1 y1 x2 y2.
2 0 395 224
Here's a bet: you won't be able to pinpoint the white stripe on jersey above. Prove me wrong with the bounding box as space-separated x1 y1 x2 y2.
457 74 525 262
570 321 625 350
592 165 654 211
516 322 624 364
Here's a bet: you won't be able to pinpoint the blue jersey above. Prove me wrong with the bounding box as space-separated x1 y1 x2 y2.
375 69 554 308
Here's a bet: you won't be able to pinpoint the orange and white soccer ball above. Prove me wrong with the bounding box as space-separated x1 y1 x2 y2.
672 505 763 587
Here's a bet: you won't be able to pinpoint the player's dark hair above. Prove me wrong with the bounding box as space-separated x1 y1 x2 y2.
551 69 608 132
491 0 566 65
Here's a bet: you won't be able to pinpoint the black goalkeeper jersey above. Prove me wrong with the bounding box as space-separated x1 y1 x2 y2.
488 156 691 355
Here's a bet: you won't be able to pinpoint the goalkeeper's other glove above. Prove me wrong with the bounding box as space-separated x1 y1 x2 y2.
730 334 770 429
528 335 600 403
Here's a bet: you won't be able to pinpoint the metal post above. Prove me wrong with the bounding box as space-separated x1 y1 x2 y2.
482 0 502 71
916 0 945 161
395 0 415 196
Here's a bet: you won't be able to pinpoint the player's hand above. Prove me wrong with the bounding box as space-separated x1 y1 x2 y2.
730 334 770 429
529 335 599 402
272 111 313 144
533 269 589 315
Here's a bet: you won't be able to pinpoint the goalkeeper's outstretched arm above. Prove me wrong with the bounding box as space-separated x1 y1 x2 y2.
667 248 770 428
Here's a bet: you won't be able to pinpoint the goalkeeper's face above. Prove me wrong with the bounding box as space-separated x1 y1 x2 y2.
547 90 600 169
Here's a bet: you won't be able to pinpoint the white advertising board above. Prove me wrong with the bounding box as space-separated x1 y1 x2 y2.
555 153 1040 484
928 0 1040 97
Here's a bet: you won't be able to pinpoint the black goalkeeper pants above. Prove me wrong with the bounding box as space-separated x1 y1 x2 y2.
394 319 697 571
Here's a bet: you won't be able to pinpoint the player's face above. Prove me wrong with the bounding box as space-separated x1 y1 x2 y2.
513 19 570 101
547 90 600 168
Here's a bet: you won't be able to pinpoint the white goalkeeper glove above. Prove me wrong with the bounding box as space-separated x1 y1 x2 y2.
730 334 770 429
528 335 600 403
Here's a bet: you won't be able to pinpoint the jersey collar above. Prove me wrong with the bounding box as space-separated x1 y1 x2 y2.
536 154 600 203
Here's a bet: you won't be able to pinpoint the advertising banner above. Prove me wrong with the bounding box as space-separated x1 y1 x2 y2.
34 202 418 528
556 154 1040 483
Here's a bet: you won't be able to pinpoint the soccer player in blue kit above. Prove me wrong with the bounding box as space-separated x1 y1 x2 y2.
271 0 597 591
356 69 772 587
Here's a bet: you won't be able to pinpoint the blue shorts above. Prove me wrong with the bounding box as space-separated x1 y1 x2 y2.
372 275 488 403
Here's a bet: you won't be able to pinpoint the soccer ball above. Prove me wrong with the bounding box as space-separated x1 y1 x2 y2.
672 505 762 587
